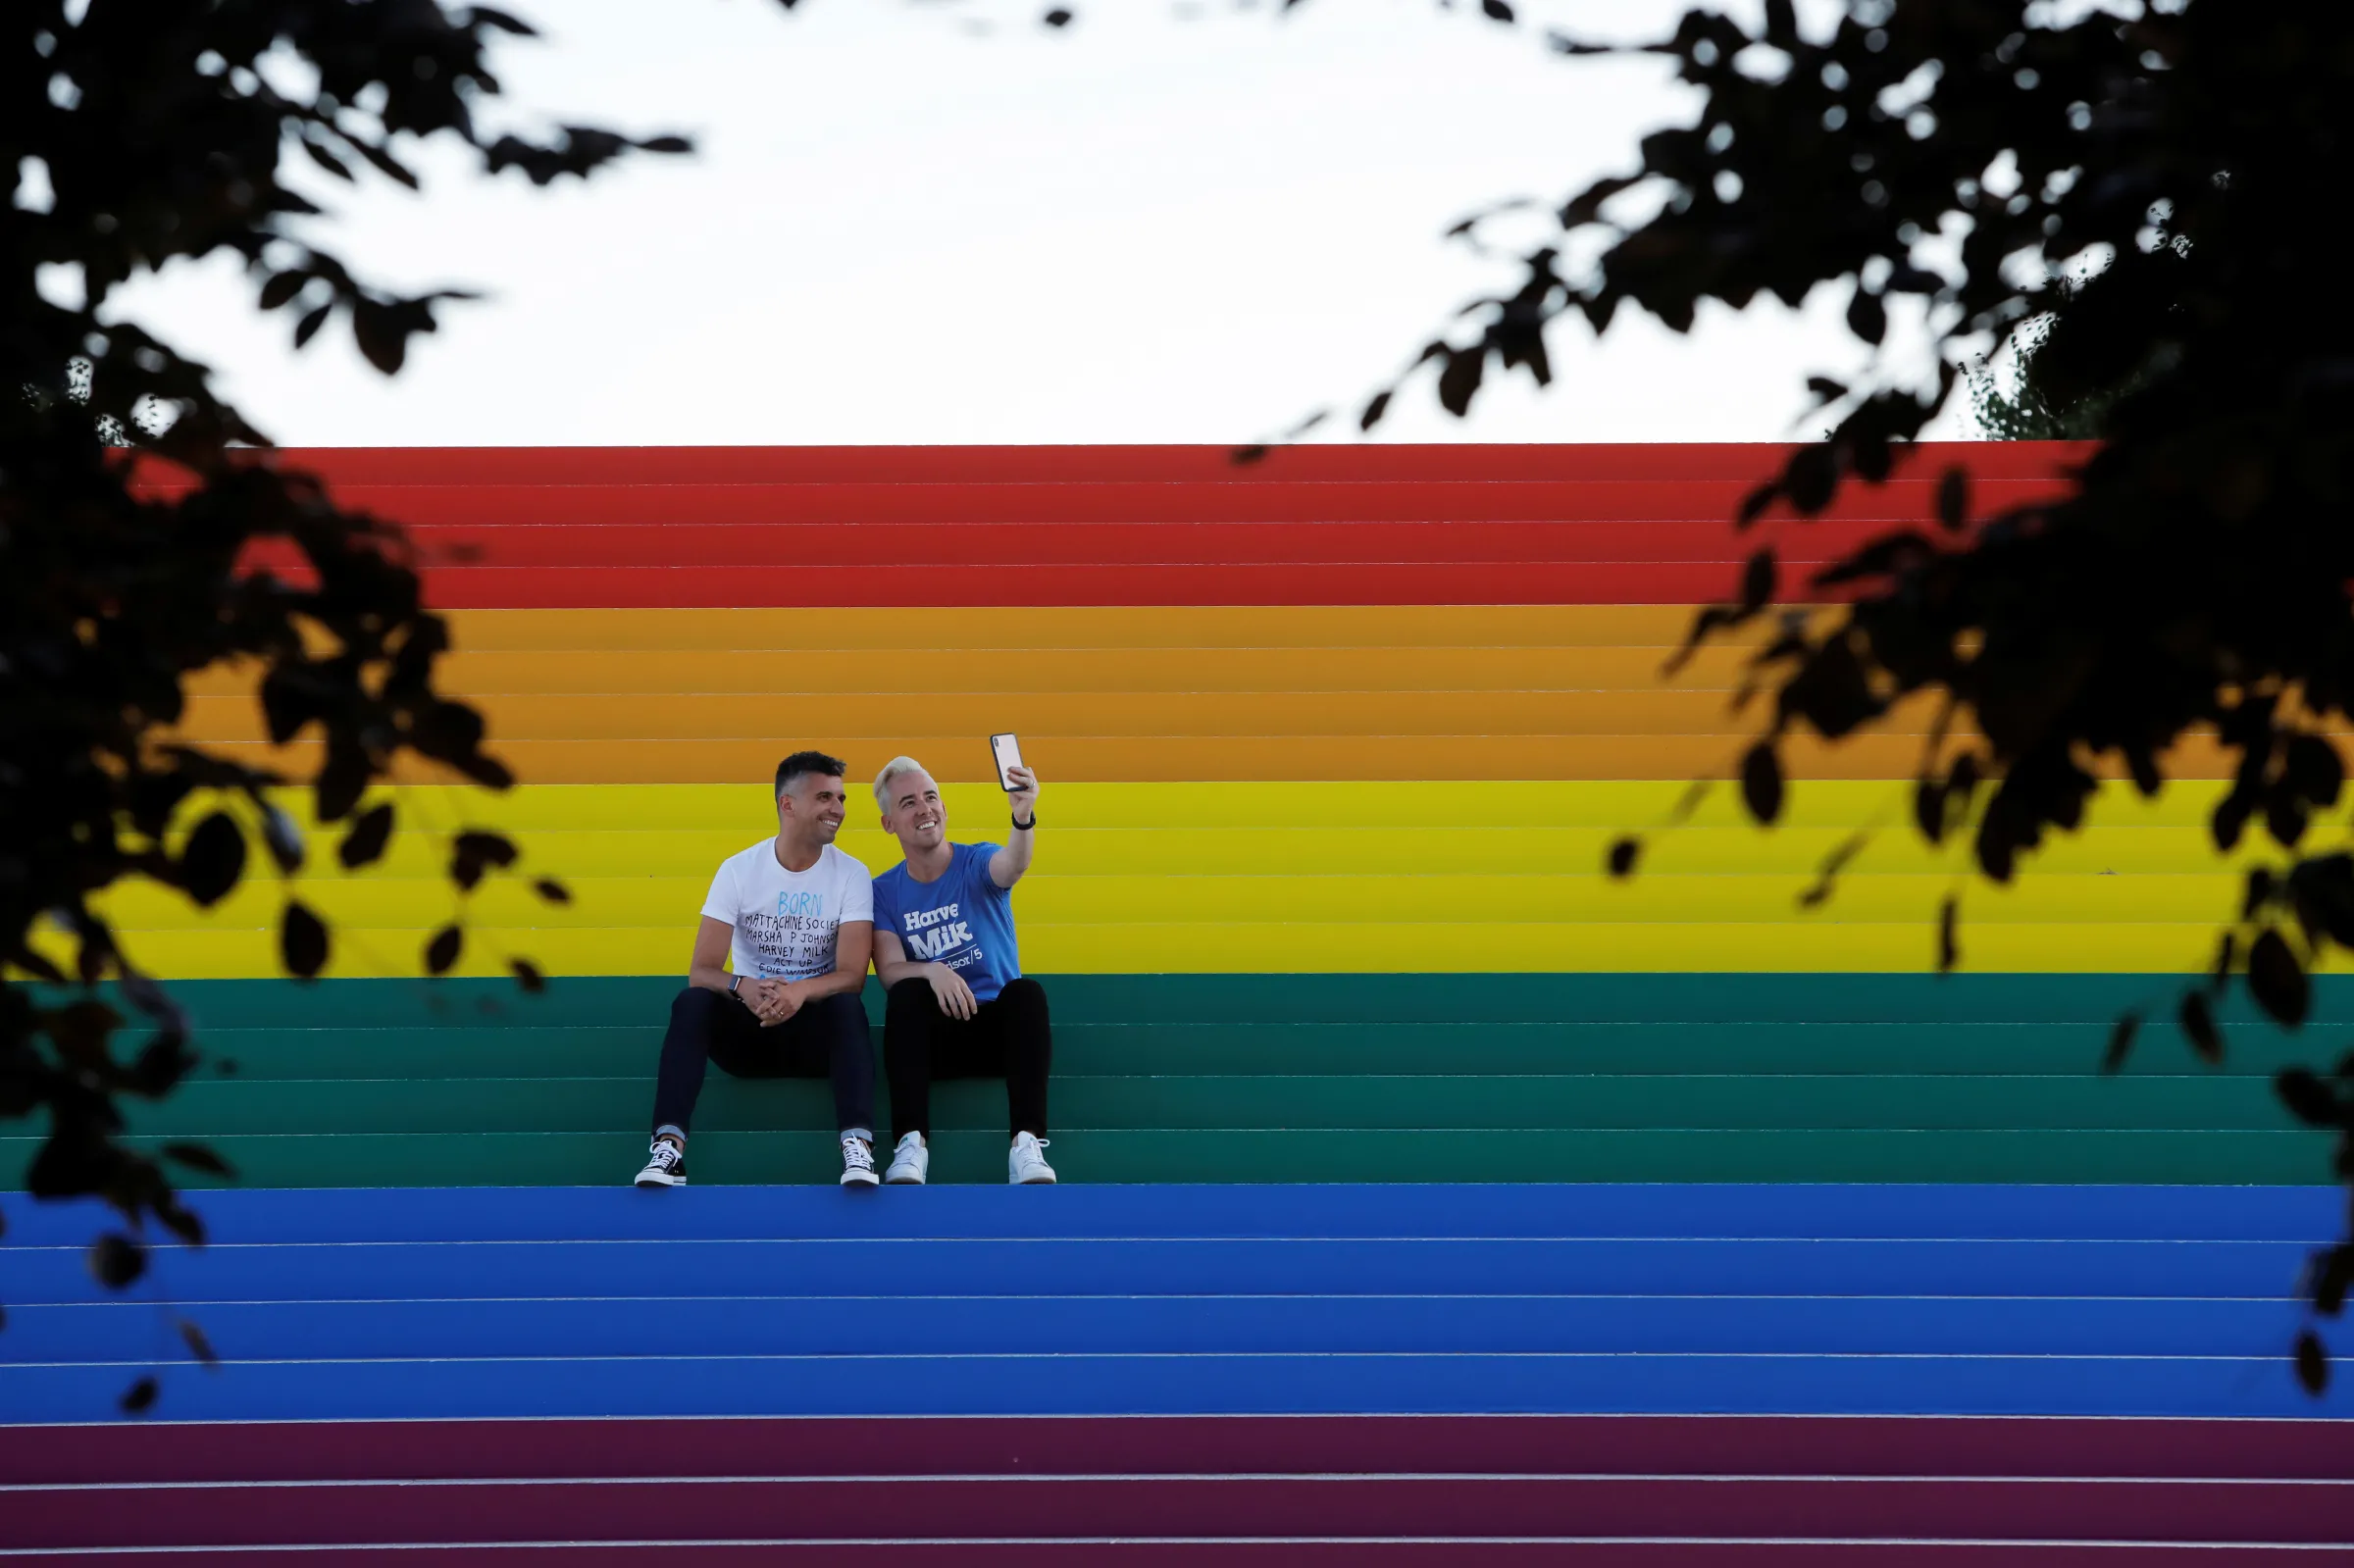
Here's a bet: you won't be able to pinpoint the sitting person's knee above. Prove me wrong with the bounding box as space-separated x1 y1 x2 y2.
887 976 936 1011
998 976 1048 1013
670 985 724 1023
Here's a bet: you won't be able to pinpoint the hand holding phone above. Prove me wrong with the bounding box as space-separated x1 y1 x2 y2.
990 733 1026 792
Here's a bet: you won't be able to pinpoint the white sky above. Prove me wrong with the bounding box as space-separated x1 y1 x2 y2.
110 0 1974 447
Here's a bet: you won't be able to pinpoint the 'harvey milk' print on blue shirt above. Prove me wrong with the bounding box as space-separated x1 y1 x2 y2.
871 842 1021 1003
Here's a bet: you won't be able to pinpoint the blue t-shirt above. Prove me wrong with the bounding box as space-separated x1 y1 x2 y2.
871 843 1021 1004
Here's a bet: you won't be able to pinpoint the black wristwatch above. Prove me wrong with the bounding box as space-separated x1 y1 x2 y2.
730 975 744 995
1011 813 1037 831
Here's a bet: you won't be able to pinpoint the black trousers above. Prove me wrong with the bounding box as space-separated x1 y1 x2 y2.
650 986 875 1139
884 976 1051 1141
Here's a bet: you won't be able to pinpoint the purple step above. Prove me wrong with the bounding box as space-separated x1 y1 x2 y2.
4 1414 2347 1486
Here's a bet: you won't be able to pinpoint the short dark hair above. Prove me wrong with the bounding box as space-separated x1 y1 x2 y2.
775 750 848 796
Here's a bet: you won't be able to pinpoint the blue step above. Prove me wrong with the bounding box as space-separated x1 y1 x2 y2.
0 1236 2320 1305
1 1350 2340 1422
3 1293 2328 1362
6 1184 2343 1428
1 1183 2338 1244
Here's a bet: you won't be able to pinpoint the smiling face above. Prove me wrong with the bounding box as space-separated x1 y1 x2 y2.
881 769 947 853
778 773 848 844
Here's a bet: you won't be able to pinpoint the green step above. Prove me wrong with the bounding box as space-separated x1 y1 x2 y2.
110 1073 2310 1138
7 1128 2328 1189
66 973 2354 1030
182 1019 2313 1082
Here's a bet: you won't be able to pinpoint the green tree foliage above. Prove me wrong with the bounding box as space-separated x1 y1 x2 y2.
2 0 687 1382
1358 0 2353 1385
1968 278 2151 440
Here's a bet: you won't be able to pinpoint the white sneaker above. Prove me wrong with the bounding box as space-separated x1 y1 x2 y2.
840 1136 879 1189
1008 1132 1056 1186
634 1138 686 1189
885 1132 929 1186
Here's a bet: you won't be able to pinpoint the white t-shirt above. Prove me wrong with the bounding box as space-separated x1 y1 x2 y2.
701 839 874 982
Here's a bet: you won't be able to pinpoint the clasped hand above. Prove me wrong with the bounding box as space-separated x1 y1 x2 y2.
735 977 804 1026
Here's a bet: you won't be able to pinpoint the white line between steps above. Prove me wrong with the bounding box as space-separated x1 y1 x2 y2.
0 1350 2309 1368
4 1472 2351 1492
0 1535 2347 1553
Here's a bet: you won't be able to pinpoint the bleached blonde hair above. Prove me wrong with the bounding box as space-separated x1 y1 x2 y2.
872 755 932 812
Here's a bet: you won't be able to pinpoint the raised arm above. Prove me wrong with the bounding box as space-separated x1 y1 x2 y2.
989 765 1040 889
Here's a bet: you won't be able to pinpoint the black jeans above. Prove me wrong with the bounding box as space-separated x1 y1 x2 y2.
650 986 875 1140
884 976 1051 1140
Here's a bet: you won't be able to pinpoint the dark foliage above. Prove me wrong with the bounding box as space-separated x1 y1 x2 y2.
1969 301 2123 440
1373 0 2354 1385
3 0 669 1393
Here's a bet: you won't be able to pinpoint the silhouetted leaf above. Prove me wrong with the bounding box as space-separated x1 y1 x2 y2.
1606 836 1641 878
2179 990 2225 1065
1934 468 1970 531
337 803 395 870
281 900 329 981
2248 929 2311 1027
1914 777 1948 844
425 924 463 976
2294 1331 2329 1394
1846 287 1886 345
88 1234 146 1289
258 271 307 310
300 136 355 181
1481 0 1515 20
2285 734 2346 810
2288 854 2354 949
533 878 572 905
1936 894 1959 974
2101 1011 2140 1073
1798 832 1868 908
1738 547 1776 613
179 1320 220 1367
1783 446 1838 514
510 957 546 993
2277 1067 2339 1128
120 1377 158 1415
2315 1244 2353 1315
292 301 333 347
2243 867 2277 921
351 298 405 374
1740 742 1785 825
178 812 246 907
259 804 304 874
1358 390 1393 431
162 1142 232 1176
152 1197 206 1247
1436 345 1484 415
451 830 519 891
1043 7 1073 25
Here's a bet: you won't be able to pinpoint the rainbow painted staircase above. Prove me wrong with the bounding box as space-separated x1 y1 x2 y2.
1 445 2347 1559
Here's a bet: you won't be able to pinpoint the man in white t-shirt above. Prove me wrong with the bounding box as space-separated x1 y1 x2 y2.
634 750 881 1189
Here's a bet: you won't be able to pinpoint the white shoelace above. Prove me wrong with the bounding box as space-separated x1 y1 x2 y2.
843 1138 874 1170
646 1140 681 1169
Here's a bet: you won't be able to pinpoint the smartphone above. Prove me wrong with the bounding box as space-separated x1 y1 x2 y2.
990 733 1026 791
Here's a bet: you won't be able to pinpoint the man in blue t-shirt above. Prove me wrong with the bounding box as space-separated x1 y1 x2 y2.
868 754 1054 1186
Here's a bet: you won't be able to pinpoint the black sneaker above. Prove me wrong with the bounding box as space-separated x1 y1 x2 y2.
840 1135 879 1189
635 1138 687 1189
